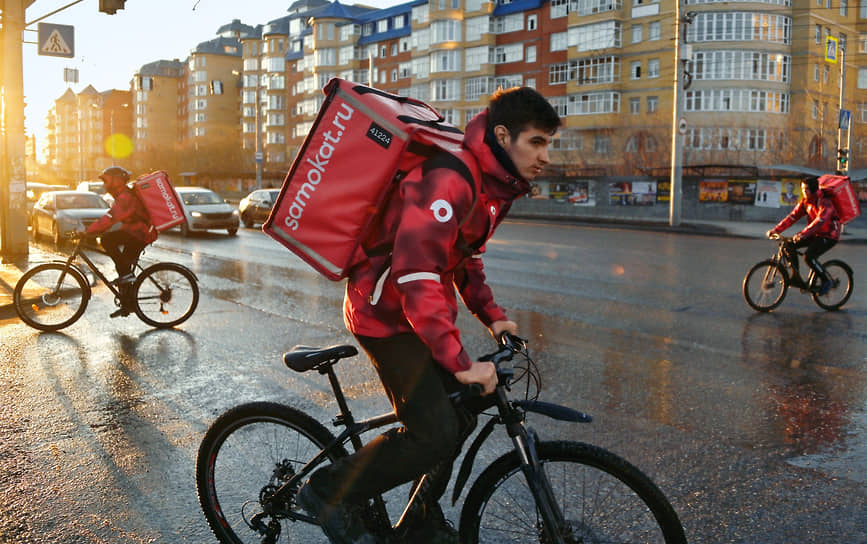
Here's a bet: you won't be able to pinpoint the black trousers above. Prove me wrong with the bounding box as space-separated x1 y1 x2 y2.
99 231 147 277
789 236 837 281
310 333 475 506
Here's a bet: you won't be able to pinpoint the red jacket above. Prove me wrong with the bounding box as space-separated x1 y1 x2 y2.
343 111 529 373
86 188 157 243
771 189 841 241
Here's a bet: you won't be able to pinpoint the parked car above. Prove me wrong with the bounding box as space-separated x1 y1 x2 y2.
76 180 114 205
26 182 56 218
174 186 240 237
238 188 281 228
30 190 110 246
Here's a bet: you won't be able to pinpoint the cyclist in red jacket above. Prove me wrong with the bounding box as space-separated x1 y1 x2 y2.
297 88 561 544
766 176 841 295
84 166 156 317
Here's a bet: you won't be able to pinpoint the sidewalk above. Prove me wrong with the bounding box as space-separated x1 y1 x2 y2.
2 219 865 317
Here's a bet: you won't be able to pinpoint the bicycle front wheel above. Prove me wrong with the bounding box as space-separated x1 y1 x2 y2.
13 263 90 331
743 259 788 312
811 260 853 311
460 441 686 544
132 262 199 328
196 402 348 544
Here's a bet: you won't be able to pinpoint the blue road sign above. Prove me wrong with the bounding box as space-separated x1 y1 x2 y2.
840 109 851 130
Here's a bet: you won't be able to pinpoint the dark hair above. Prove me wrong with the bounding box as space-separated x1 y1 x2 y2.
488 87 561 139
803 176 819 194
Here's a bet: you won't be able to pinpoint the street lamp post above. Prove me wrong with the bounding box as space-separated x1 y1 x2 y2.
255 85 263 189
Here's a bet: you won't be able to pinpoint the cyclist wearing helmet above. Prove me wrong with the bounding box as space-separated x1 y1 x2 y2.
84 166 157 317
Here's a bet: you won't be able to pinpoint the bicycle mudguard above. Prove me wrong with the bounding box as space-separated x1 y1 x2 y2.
514 400 592 423
452 417 498 505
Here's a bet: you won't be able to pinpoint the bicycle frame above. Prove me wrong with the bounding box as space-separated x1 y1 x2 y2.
260 340 591 542
51 238 147 301
770 237 817 289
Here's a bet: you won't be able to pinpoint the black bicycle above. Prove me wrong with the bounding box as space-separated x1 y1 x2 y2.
14 234 199 331
196 333 687 543
743 233 853 312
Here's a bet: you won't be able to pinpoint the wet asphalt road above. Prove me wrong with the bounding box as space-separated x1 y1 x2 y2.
1 221 865 543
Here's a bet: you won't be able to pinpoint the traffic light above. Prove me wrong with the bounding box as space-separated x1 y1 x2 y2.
837 148 849 167
99 0 125 14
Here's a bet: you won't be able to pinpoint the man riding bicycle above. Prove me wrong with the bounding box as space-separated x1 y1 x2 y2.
766 176 841 295
296 87 561 544
82 166 156 317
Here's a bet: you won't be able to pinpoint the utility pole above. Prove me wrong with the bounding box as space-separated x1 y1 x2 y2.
1 0 33 261
834 44 849 174
669 1 691 226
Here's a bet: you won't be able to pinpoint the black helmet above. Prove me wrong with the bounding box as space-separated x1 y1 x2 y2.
99 166 131 182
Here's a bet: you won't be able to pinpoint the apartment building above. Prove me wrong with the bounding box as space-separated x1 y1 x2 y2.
132 59 185 160
43 0 867 187
46 86 133 183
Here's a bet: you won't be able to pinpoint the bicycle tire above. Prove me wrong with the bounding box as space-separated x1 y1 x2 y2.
459 441 687 544
743 260 788 312
132 262 199 328
811 260 853 311
13 262 90 331
196 402 349 544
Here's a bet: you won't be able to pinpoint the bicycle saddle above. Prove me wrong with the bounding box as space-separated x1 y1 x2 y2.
283 344 359 373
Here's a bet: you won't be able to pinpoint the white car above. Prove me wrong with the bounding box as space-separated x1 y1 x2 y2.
76 180 115 206
174 186 240 237
30 190 110 246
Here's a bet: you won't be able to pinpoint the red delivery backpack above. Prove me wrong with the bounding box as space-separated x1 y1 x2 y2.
263 78 474 280
818 174 862 224
131 171 186 233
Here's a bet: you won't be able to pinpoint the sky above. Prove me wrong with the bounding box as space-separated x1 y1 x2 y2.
22 0 399 145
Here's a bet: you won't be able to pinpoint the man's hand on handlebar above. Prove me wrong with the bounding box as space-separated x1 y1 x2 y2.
766 230 778 239
455 361 497 395
489 319 518 339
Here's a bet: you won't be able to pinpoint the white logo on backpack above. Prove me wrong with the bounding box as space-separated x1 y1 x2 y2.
430 200 454 223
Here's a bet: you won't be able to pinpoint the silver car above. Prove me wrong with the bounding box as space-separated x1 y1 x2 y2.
174 186 240 237
30 190 110 246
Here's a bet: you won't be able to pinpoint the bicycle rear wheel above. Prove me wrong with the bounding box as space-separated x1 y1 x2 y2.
460 441 686 544
743 260 788 312
13 263 90 331
196 402 348 544
132 262 199 328
811 260 853 311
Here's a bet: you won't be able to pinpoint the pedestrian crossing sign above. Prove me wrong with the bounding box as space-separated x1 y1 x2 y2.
825 36 838 64
38 23 74 58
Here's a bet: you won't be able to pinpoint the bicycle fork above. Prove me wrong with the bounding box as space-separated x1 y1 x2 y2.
502 400 571 544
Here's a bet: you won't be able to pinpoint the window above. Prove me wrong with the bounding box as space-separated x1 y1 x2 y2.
630 97 641 114
381 45 387 57
812 99 819 118
815 24 821 45
526 45 537 63
465 77 493 101
550 32 568 51
492 44 523 64
815 64 820 81
632 25 643 43
569 21 621 51
528 14 538 30
432 19 461 43
649 21 661 40
647 96 658 113
648 58 660 78
391 44 398 56
431 50 462 72
466 16 489 41
594 134 610 154
378 19 388 33
391 69 398 82
841 0 848 15
858 68 867 88
210 81 223 95
431 79 460 101
631 61 641 79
